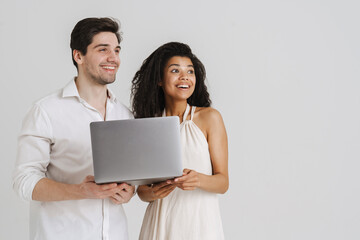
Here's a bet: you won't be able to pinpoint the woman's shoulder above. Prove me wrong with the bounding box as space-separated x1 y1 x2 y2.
194 106 223 125
195 106 221 118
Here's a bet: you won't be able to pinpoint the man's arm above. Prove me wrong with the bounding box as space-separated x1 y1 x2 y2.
13 104 53 201
32 176 123 201
13 104 135 203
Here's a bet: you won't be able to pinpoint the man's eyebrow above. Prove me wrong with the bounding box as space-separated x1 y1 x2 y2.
93 44 121 49
168 64 194 68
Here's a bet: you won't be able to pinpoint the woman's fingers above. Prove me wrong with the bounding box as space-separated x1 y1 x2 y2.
172 170 200 191
152 183 176 199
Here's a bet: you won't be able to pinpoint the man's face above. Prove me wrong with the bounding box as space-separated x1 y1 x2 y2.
78 32 120 85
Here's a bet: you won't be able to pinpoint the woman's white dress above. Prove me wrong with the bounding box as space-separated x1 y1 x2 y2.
139 104 224 240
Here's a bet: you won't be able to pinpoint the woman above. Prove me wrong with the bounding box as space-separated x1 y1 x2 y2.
131 42 228 239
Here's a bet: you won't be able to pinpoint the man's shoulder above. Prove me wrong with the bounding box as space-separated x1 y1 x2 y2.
33 89 63 108
34 79 77 108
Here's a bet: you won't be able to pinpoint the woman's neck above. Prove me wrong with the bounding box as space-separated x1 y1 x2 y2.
164 101 188 121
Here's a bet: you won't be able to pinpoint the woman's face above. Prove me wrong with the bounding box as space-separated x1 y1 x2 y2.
160 56 196 102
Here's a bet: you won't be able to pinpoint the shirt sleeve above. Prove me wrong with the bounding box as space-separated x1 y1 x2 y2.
13 103 53 201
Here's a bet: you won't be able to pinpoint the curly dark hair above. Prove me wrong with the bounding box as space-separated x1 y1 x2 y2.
70 17 122 69
131 42 211 118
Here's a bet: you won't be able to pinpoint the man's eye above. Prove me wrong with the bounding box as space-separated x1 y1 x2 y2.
99 49 106 52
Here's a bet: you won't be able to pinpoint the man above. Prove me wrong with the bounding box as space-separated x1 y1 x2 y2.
13 17 135 239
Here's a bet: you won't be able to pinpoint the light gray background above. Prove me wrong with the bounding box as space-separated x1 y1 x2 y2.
1 0 359 239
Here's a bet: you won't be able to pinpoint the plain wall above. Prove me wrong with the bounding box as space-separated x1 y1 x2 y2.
1 0 359 239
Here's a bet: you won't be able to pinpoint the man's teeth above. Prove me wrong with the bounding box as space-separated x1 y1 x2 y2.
103 66 115 70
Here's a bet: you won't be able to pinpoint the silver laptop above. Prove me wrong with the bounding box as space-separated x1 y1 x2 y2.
90 116 183 185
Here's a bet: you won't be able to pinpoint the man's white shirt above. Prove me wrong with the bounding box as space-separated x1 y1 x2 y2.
13 79 133 240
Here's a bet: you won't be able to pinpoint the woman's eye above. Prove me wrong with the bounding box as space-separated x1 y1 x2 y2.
188 70 194 74
171 69 179 73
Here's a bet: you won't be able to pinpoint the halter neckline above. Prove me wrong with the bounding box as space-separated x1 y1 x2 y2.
162 104 196 122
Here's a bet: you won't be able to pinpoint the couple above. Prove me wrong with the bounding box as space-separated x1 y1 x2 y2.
13 17 228 240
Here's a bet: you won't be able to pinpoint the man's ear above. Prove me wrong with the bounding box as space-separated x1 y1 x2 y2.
73 50 84 65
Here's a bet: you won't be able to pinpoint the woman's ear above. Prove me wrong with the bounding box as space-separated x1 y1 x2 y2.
157 81 163 86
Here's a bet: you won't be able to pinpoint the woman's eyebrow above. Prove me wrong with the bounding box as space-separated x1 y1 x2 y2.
168 64 194 68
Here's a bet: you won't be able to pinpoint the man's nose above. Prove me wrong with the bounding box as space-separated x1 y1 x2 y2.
107 51 119 63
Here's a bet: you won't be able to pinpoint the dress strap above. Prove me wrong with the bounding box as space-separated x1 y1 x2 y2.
162 104 192 121
190 106 196 121
182 104 191 122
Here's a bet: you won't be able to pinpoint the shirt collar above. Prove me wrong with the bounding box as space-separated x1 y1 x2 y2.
62 78 117 103
106 87 117 103
62 78 80 99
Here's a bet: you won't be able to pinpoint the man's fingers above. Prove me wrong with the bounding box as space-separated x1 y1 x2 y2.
111 189 133 204
117 183 133 191
100 183 118 191
110 194 125 204
110 197 119 204
83 175 95 183
113 192 125 201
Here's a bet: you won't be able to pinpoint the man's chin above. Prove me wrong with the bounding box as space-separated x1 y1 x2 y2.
98 77 116 85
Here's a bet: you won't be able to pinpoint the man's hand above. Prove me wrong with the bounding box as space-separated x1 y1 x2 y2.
79 175 120 199
110 183 135 204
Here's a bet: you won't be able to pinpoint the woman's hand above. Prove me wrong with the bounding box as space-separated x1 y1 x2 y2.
151 181 176 200
171 168 201 191
137 181 176 202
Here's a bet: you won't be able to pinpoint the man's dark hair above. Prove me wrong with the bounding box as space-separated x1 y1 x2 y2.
70 17 122 68
131 42 211 118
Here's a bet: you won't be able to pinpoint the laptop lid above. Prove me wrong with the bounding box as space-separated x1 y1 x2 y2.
90 116 183 185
